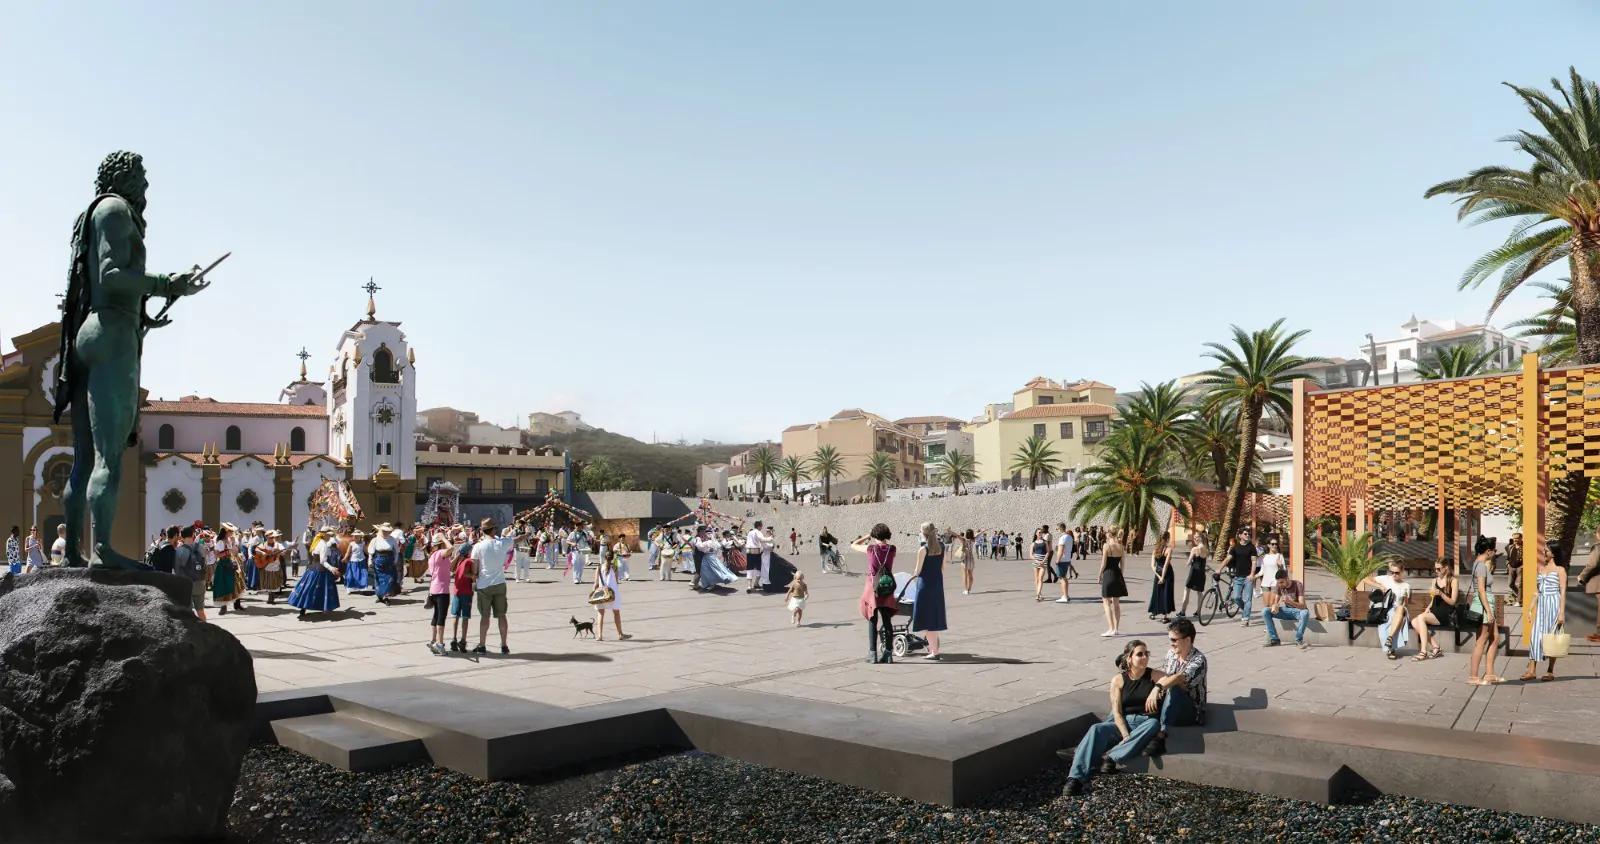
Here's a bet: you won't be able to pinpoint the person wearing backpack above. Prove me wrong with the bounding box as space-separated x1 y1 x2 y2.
173 525 209 621
853 523 898 664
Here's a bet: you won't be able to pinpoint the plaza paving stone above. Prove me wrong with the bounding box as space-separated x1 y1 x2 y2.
216 550 1600 743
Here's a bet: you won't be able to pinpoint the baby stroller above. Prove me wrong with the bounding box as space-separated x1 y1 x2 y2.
890 571 928 659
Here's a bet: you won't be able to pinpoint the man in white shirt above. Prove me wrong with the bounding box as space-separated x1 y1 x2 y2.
746 520 773 592
50 524 68 566
1054 523 1075 603
470 518 514 655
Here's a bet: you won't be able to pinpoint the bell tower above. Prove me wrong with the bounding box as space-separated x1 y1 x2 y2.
328 280 417 482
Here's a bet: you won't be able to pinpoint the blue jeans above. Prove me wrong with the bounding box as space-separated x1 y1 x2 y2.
1067 713 1160 782
1262 606 1309 643
1159 685 1198 732
1230 573 1253 618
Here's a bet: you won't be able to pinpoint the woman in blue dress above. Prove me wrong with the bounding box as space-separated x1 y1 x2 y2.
1520 545 1566 682
909 522 947 660
692 525 738 592
343 529 370 591
288 527 342 618
370 523 402 605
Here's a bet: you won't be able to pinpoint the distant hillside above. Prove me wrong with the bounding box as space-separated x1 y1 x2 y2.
523 428 752 494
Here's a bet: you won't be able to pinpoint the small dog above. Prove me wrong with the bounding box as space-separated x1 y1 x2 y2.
570 616 595 638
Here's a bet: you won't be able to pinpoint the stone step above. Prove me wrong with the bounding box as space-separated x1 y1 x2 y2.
271 712 426 773
1124 749 1355 805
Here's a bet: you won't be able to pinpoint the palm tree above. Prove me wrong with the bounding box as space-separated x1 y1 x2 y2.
775 455 810 502
807 445 847 504
1507 280 1577 365
747 445 779 499
1009 434 1062 490
1183 403 1242 493
1071 427 1194 549
1426 68 1600 563
1312 532 1397 606
1199 319 1324 544
1414 341 1506 380
1115 381 1194 457
861 452 898 502
930 449 980 495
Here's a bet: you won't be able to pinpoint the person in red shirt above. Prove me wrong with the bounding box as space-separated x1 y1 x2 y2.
449 544 478 653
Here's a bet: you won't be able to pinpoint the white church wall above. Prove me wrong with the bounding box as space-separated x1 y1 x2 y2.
145 457 203 538
220 457 276 529
334 319 416 481
143 413 329 456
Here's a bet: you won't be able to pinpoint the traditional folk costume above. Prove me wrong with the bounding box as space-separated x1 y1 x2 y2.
369 525 402 604
288 529 342 617
254 533 289 604
568 529 589 584
211 530 244 612
694 531 737 591
242 529 264 592
345 531 371 591
514 530 533 582
405 531 428 583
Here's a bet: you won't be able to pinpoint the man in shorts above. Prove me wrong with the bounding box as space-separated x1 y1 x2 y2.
1054 522 1076 603
471 517 514 655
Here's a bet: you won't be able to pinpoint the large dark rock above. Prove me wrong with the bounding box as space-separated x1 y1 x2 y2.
0 568 256 842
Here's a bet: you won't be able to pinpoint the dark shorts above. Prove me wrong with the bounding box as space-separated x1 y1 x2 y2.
190 578 207 611
1053 560 1072 578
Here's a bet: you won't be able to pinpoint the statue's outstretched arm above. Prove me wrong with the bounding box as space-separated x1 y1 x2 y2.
95 203 178 299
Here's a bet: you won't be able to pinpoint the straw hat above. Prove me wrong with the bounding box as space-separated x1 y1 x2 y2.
376 522 394 533
351 529 367 538
268 530 283 539
221 522 238 533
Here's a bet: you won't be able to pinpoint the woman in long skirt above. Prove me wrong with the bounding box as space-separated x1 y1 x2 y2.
405 526 429 584
693 526 737 591
255 531 290 605
1520 546 1566 682
910 523 947 660
288 528 342 618
344 529 371 591
211 524 244 614
370 524 402 605
1147 531 1176 623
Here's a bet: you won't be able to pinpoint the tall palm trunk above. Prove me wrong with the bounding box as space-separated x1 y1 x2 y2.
1549 240 1600 563
823 477 831 504
791 478 799 501
1218 400 1261 543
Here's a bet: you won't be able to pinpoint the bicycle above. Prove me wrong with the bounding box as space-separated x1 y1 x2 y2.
821 546 850 575
1197 566 1241 626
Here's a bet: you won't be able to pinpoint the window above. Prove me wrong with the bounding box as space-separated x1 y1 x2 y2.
1375 353 1387 370
157 424 174 451
289 427 305 452
375 443 382 455
1263 471 1282 490
1038 396 1054 405
467 478 483 494
1059 422 1074 439
225 425 241 451
927 443 946 460
535 478 550 497
502 478 517 494
1399 349 1412 360
386 442 392 455
371 345 399 383
1033 424 1046 438
1083 420 1107 443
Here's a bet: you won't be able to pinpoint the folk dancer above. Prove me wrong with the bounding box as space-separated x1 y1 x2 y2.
405 525 429 584
370 523 402 605
241 522 266 593
211 523 244 614
345 529 371 591
288 527 342 618
745 521 773 592
254 530 290 604
693 525 737 592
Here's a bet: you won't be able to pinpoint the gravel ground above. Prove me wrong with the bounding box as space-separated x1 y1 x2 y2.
234 744 1593 844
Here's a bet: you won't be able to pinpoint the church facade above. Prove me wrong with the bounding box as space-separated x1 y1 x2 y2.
0 293 442 548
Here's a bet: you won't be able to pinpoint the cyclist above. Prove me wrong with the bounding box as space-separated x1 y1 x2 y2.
818 526 840 573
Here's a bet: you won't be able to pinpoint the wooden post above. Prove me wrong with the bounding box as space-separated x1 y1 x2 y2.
1520 353 1545 637
1290 378 1307 583
1340 494 1348 543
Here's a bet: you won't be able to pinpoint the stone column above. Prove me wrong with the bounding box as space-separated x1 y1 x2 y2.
274 465 294 533
202 462 222 528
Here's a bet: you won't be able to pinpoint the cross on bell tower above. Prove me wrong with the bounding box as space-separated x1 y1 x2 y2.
363 278 381 319
296 346 311 380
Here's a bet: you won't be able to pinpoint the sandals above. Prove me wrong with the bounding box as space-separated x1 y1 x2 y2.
1520 669 1538 682
1411 653 1430 662
1541 672 1555 682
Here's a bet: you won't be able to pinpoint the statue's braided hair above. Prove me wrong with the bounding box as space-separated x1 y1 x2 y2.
94 150 144 195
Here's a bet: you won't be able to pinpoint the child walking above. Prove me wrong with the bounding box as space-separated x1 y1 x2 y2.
786 571 810 627
450 543 477 652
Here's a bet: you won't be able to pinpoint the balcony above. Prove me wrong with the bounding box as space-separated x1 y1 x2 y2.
1082 431 1107 445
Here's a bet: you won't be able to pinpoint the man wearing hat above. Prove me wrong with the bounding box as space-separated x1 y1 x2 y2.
254 529 289 604
470 517 513 654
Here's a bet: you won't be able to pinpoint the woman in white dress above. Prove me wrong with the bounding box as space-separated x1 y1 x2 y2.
591 550 631 641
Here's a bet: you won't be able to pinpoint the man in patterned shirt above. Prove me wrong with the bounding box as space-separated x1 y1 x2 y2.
1145 617 1207 757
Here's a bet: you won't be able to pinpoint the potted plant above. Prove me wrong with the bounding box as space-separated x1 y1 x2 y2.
1311 532 1396 619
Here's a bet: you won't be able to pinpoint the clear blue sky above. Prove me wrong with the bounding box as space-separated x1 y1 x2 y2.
2 2 1595 443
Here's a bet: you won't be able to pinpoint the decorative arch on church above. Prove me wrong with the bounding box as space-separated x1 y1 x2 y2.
290 427 306 452
371 344 399 384
157 424 174 451
225 426 241 452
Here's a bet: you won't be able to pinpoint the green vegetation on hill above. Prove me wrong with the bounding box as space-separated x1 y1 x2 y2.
524 428 753 494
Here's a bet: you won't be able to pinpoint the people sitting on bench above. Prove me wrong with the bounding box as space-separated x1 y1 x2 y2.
1363 564 1411 660
1410 560 1457 661
1149 618 1206 756
1063 640 1165 796
1261 567 1308 649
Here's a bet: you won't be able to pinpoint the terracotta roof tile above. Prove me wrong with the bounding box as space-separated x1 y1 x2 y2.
1002 403 1119 419
145 398 326 418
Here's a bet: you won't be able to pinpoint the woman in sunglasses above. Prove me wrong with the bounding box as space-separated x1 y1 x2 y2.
1063 639 1166 795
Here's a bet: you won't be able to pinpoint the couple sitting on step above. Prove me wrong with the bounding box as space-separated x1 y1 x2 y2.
1061 618 1208 796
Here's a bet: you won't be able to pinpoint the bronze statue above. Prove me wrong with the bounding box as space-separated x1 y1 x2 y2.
55 151 216 568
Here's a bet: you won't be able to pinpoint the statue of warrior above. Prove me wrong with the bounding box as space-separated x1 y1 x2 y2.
54 151 213 568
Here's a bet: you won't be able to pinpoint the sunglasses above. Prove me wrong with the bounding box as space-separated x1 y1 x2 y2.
1131 650 1149 657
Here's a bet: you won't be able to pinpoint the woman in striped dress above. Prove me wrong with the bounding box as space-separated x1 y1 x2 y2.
1520 546 1566 682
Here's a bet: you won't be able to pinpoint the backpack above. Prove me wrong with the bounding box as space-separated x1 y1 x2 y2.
177 543 206 582
1366 588 1392 625
874 572 895 597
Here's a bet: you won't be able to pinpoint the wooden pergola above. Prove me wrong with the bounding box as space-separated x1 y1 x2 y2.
1291 354 1600 633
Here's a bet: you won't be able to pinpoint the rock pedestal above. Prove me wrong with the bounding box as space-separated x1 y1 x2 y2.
0 568 256 842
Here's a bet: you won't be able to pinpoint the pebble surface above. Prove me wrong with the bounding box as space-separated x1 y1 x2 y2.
233 744 1595 843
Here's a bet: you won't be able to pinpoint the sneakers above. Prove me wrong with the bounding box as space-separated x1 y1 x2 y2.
1098 758 1119 775
1055 597 1071 603
963 589 970 595
500 644 510 654
923 653 941 661
1242 618 1252 627
1100 630 1115 637
472 644 487 655
1297 641 1308 650
619 633 633 641
1265 639 1280 647
1063 777 1085 796
1143 736 1167 757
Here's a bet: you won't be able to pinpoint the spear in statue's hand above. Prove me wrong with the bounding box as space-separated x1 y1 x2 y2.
144 252 228 333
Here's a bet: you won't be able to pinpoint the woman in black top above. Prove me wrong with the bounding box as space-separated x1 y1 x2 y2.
1063 640 1167 795
1099 528 1129 636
